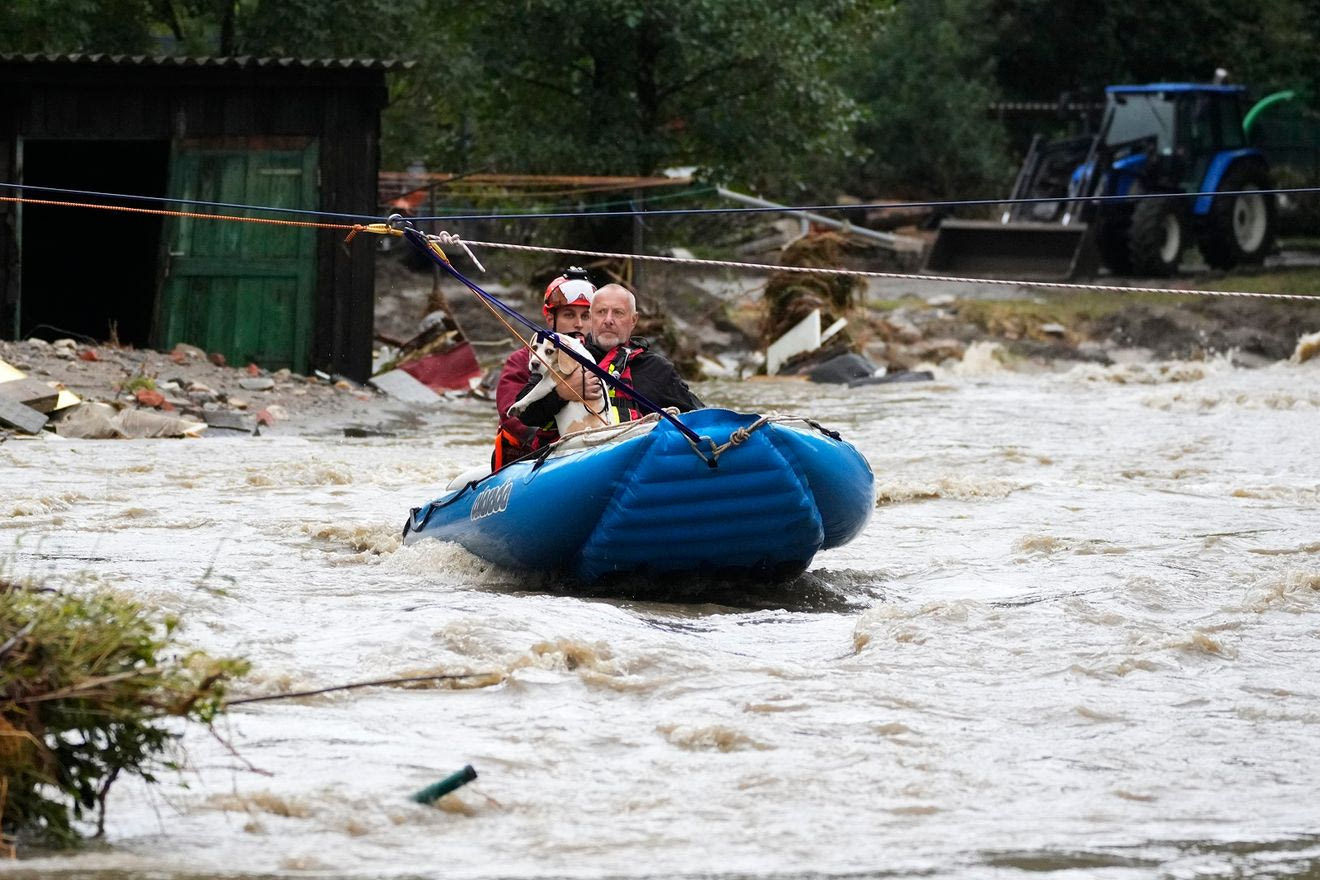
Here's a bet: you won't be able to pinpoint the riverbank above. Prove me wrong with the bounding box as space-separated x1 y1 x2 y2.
0 337 433 439
5 261 1318 441
380 245 1320 377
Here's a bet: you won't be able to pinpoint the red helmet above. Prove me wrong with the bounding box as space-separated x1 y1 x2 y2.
542 269 596 319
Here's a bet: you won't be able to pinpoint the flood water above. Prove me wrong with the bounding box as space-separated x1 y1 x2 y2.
3 345 1320 879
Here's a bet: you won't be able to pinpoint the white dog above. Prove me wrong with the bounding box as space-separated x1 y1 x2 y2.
508 335 617 436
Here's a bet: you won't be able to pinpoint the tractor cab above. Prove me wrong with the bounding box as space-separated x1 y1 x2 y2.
1095 85 1250 203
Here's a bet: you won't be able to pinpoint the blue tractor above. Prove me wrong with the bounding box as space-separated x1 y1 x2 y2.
925 83 1278 279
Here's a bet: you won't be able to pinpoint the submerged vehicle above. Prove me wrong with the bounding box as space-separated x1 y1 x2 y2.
925 83 1282 279
402 408 874 584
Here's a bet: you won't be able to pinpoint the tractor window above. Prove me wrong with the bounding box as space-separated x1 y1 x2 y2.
1217 97 1246 148
1185 96 1216 153
1105 93 1176 153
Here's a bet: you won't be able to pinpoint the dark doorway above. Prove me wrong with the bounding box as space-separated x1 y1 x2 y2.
19 140 169 346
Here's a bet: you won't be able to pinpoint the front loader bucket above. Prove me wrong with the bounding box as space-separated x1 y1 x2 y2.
922 220 1099 281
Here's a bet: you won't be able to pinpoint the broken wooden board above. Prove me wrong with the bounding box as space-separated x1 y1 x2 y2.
0 377 60 413
0 394 48 434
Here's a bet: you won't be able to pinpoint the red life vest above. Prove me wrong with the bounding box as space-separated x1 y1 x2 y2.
598 343 647 422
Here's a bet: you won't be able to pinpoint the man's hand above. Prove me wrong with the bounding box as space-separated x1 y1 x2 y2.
554 365 604 402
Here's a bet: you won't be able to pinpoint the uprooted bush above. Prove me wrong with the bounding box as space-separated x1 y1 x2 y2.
762 232 865 348
1 578 247 849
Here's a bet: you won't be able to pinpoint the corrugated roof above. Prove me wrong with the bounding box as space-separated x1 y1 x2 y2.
0 52 410 71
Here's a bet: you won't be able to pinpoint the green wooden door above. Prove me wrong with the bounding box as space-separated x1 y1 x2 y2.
157 140 318 372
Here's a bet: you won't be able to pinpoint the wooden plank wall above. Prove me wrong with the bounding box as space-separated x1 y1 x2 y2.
316 82 384 381
0 92 15 338
0 61 388 381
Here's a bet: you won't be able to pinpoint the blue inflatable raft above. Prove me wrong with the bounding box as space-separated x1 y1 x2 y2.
402 409 874 583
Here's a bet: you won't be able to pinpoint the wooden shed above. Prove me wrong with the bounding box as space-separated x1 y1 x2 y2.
0 53 403 381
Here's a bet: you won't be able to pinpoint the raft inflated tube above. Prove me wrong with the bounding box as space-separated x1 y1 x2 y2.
411 765 478 803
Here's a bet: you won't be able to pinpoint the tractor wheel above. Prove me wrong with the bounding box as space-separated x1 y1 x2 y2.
1198 161 1276 270
1128 198 1184 276
1097 215 1133 275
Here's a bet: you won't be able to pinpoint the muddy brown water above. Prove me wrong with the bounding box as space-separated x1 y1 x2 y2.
3 345 1320 879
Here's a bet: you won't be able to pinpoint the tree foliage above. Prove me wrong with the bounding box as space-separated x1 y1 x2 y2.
1 0 1317 199
397 0 876 196
850 0 1011 198
0 0 159 54
0 0 423 58
991 0 1319 102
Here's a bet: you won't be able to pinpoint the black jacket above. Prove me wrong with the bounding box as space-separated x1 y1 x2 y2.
515 337 702 430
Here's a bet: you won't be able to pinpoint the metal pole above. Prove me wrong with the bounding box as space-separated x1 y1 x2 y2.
713 187 924 252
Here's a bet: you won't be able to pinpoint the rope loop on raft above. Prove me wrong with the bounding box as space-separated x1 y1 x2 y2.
682 433 721 469
801 418 842 441
695 415 846 465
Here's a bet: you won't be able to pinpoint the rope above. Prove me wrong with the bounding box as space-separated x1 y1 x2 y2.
412 230 605 424
409 185 1320 223
460 239 1319 303
679 413 843 466
536 410 667 449
6 182 1313 303
7 178 1320 227
389 181 715 203
701 415 772 464
380 226 603 421
368 224 577 424
0 180 380 223
0 193 359 231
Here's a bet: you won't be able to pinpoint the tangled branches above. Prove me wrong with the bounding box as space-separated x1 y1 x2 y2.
0 579 247 849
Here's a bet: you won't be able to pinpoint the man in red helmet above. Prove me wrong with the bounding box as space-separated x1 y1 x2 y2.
492 268 602 469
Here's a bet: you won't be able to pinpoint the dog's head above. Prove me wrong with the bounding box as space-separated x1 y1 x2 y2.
530 333 590 377
527 338 556 378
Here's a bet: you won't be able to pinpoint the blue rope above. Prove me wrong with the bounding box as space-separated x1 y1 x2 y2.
399 227 705 447
4 179 1319 226
0 180 381 223
407 186 1320 223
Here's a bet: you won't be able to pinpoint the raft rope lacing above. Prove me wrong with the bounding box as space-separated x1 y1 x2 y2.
682 414 842 465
